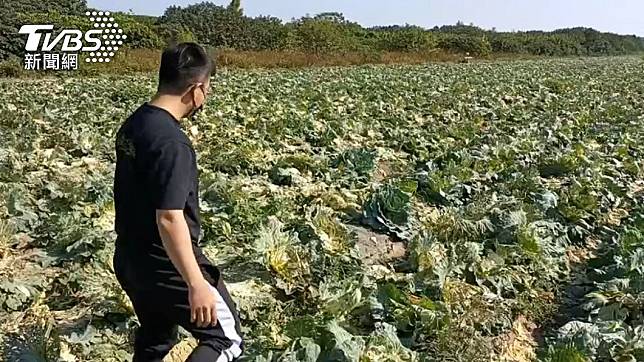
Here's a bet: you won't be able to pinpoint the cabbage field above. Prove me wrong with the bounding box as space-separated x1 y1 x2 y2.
1 57 643 361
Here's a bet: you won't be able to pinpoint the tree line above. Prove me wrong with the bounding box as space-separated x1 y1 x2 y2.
1 0 643 62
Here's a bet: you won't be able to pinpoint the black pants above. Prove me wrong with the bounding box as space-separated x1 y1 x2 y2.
113 244 244 361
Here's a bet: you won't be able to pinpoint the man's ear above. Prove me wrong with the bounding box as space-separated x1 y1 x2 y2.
192 83 204 102
180 84 197 106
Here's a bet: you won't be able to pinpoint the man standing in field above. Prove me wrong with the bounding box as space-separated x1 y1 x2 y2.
112 42 243 361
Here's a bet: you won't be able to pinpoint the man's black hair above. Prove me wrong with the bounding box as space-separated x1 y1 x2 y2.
158 42 214 95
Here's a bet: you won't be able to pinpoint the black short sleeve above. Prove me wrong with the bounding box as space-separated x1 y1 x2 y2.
147 141 194 210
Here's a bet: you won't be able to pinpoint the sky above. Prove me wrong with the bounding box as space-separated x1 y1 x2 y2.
87 1 644 36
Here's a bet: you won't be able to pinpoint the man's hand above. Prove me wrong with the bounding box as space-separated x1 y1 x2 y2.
156 209 217 327
189 280 218 327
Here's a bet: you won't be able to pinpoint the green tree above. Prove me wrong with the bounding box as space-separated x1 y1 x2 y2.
290 16 352 53
245 16 289 50
314 12 346 23
157 24 197 47
437 33 492 56
372 26 436 52
227 0 242 16
160 2 249 48
0 0 87 60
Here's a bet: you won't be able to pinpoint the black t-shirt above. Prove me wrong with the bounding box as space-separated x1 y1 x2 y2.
113 103 218 286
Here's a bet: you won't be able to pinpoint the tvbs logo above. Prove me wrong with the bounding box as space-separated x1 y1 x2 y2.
19 11 126 70
19 25 102 52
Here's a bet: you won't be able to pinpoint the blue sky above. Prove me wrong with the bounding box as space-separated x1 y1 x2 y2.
87 1 644 36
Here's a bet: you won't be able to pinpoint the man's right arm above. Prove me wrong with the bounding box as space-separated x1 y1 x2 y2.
156 209 217 327
148 141 217 328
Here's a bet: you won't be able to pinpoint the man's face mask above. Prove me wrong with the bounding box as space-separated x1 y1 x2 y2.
188 103 203 120
187 82 208 120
